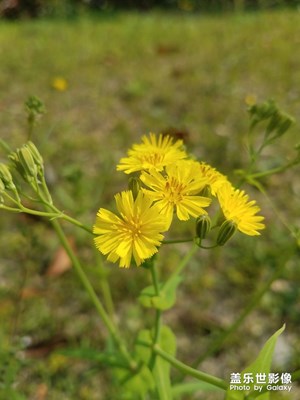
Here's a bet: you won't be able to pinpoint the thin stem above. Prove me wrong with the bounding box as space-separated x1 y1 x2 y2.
164 243 198 292
0 203 59 218
0 204 22 213
162 238 194 245
95 250 115 319
154 345 227 390
40 174 53 204
137 340 227 391
199 244 218 250
60 213 94 235
50 217 136 371
246 160 299 180
149 260 162 369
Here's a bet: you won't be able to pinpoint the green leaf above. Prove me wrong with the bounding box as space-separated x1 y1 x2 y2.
134 329 152 365
58 347 128 368
138 275 182 310
226 324 285 400
134 326 177 399
115 363 155 399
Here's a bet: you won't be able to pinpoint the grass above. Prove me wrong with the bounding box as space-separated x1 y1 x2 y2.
0 9 300 399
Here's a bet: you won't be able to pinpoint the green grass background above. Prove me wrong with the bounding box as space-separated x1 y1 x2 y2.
0 9 300 399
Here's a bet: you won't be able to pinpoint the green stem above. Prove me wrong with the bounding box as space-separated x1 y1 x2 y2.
60 212 94 235
149 261 162 369
0 204 22 213
164 243 198 292
193 258 287 368
136 341 227 391
162 238 194 245
247 160 298 180
0 202 59 219
95 250 115 319
40 176 94 235
50 217 136 371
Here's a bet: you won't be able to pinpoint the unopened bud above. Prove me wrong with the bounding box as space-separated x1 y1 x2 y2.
25 141 44 172
128 176 141 199
0 179 5 193
217 220 237 246
196 214 211 240
265 112 280 136
0 163 15 190
276 115 294 136
17 146 38 181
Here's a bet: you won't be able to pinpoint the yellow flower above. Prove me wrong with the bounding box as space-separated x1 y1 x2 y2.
52 77 68 91
245 93 257 106
93 191 167 268
116 133 187 174
198 162 228 196
217 182 265 236
140 160 211 227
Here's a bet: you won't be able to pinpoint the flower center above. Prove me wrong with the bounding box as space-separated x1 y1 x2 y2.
122 218 142 239
141 152 165 166
164 177 186 204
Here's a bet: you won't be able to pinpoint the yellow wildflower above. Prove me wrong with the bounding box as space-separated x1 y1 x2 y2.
140 160 211 228
93 191 167 268
217 182 265 236
52 77 68 91
198 162 228 196
117 133 187 174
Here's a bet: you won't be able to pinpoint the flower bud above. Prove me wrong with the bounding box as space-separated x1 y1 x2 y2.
128 176 142 199
0 163 15 190
217 220 237 246
17 146 38 181
0 178 5 193
196 214 211 239
276 115 294 136
25 141 44 172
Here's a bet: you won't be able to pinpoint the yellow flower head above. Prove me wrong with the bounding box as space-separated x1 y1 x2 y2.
52 77 68 91
116 133 187 174
140 160 211 228
198 162 228 196
217 182 265 236
93 191 167 268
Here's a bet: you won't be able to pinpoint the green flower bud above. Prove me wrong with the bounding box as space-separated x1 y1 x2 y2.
25 141 44 176
0 178 5 193
276 115 294 136
217 220 237 246
17 146 38 181
128 176 142 199
196 214 211 239
265 112 281 136
25 95 45 120
26 141 44 169
0 163 15 190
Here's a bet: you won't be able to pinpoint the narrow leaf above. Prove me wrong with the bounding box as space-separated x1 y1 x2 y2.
226 324 285 400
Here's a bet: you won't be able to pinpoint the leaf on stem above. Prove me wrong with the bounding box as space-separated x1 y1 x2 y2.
225 324 285 400
138 275 182 310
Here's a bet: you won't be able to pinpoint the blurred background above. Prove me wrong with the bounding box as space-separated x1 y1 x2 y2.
0 1 300 399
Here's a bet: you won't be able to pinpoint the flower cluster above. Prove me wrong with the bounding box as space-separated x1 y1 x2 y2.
93 133 265 268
